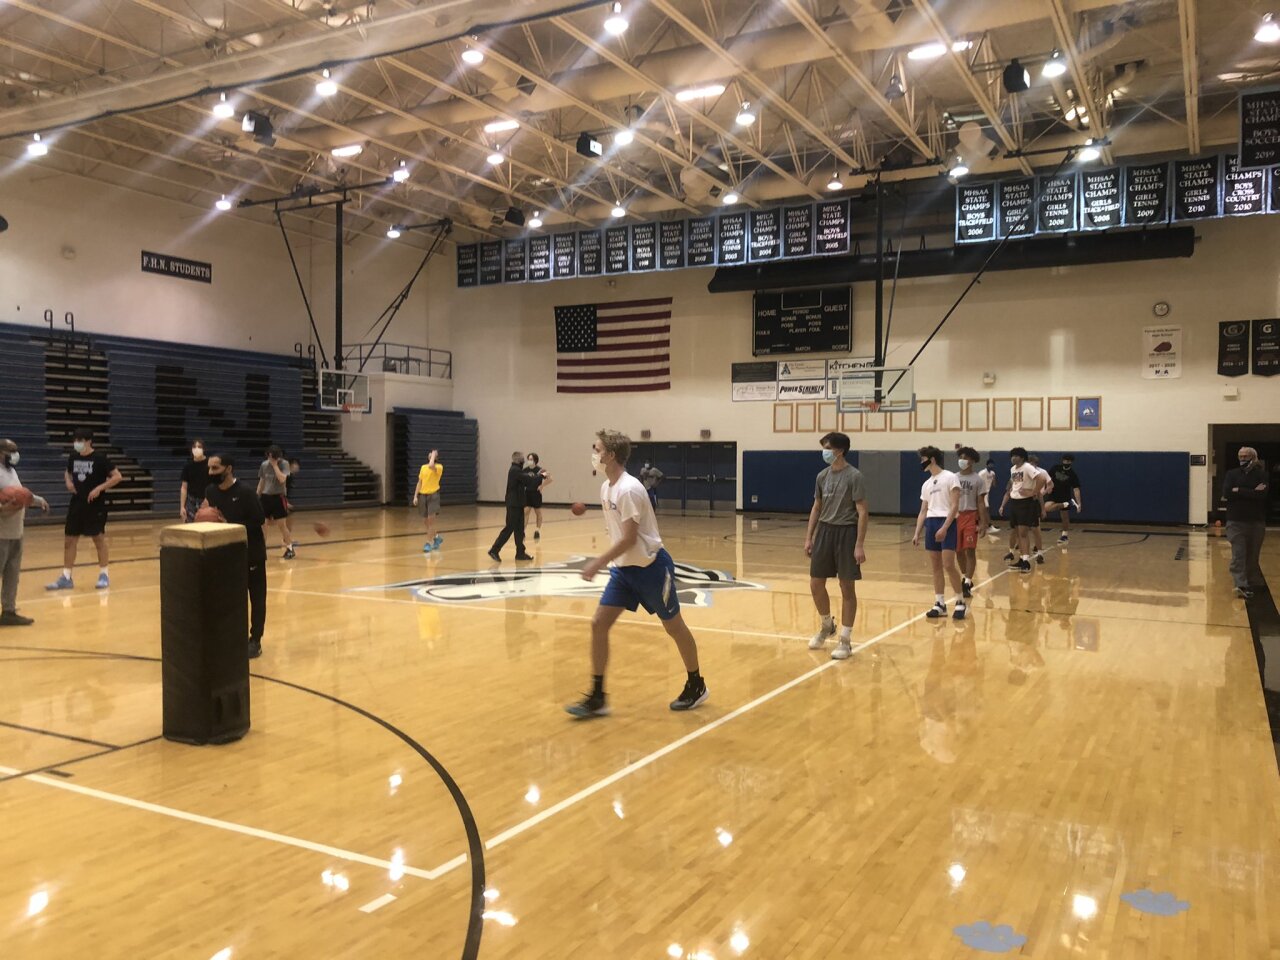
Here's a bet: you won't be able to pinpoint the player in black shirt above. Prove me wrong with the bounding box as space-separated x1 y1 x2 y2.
203 454 269 658
179 438 209 522
47 428 122 591
488 451 533 562
1044 455 1083 544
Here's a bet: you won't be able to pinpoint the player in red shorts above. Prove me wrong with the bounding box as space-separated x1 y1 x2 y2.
954 446 989 597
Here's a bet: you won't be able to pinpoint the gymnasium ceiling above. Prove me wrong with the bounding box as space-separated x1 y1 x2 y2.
0 0 1277 246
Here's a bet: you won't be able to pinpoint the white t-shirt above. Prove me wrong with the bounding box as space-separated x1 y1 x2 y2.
1009 463 1040 500
921 469 961 518
601 471 663 568
0 463 24 538
978 467 995 493
1035 466 1053 498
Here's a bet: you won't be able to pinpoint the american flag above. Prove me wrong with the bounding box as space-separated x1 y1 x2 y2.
555 297 672 394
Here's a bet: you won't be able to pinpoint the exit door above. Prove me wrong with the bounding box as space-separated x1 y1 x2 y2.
629 441 737 513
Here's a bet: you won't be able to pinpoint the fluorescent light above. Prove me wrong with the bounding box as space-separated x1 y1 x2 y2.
528 212 543 228
1077 139 1101 162
735 101 756 126
722 191 739 204
951 39 973 52
1042 51 1067 78
484 119 520 133
215 195 232 211
908 41 947 61
486 151 504 166
212 92 235 119
1258 13 1280 42
610 204 626 218
675 83 726 102
392 160 410 182
614 128 634 146
604 2 628 35
1064 104 1089 124
386 226 401 238
827 176 843 191
461 48 485 65
26 133 48 157
331 143 363 158
316 68 337 97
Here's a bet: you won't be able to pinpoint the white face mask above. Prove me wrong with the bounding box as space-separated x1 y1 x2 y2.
591 451 604 471
5 451 18 467
73 441 88 455
957 458 970 470
192 447 204 457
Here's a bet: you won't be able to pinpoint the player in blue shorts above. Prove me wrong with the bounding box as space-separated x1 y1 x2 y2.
566 429 707 718
912 445 967 620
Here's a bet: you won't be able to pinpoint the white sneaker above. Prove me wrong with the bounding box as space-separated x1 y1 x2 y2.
808 623 836 649
831 639 853 660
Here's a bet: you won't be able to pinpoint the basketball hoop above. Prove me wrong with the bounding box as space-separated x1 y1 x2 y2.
342 403 364 423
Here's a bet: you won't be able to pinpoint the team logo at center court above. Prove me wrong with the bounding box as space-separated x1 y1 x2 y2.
355 556 765 607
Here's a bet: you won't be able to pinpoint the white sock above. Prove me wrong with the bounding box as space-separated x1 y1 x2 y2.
935 594 945 605
1022 555 1030 562
822 615 835 630
954 596 965 607
99 567 108 576
838 625 852 641
63 568 72 579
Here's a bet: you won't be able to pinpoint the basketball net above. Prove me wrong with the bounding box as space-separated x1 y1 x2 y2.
343 404 364 423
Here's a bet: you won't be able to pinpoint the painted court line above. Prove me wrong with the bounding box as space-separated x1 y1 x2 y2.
358 893 398 913
0 763 453 881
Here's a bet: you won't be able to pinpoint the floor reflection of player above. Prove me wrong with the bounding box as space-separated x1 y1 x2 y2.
918 635 958 765
1004 576 1046 685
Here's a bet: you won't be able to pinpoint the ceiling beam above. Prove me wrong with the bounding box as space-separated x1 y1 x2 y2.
1177 0 1201 154
1045 0 1110 147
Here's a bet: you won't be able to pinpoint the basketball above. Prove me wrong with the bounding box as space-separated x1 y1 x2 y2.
313 522 331 537
193 505 225 523
0 485 34 508
571 502 587 516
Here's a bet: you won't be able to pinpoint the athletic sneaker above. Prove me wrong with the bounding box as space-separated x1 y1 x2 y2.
1017 559 1032 573
831 639 854 660
0 611 34 626
565 693 610 718
808 622 836 650
953 602 967 621
291 541 300 549
433 534 443 548
988 524 1001 533
670 678 708 711
1034 551 1045 565
487 549 501 562
961 578 973 599
1003 551 1015 564
423 543 434 553
1059 533 1069 544
96 573 109 590
1070 499 1080 511
1234 586 1254 600
533 530 541 540
248 639 262 659
283 548 296 560
926 601 947 619
46 575 73 591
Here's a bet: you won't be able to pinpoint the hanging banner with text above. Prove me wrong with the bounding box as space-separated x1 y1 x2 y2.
1141 325 1182 379
1218 321 1251 377
141 250 212 284
1252 318 1280 376
1239 86 1280 170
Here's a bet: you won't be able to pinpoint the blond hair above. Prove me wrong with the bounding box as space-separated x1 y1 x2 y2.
595 429 632 466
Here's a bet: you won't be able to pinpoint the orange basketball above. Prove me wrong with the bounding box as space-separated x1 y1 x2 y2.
571 502 587 516
194 505 225 523
0 486 34 508
313 522 331 537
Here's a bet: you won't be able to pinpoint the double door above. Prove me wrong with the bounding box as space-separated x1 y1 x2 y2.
629 441 737 513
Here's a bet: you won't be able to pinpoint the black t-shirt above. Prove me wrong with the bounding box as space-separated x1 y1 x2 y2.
285 473 295 496
204 479 267 559
505 463 527 508
522 466 544 495
181 458 209 495
1222 465 1270 522
1049 464 1081 498
67 450 114 505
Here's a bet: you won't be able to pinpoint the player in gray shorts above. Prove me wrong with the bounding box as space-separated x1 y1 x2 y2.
804 432 869 661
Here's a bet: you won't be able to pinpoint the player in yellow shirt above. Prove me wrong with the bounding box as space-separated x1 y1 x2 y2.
412 449 444 552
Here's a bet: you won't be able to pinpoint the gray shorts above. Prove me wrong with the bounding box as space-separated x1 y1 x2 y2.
417 493 440 517
810 521 861 581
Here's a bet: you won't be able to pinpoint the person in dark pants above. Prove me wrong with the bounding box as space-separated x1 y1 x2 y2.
489 451 533 562
1222 446 1269 599
203 454 268 658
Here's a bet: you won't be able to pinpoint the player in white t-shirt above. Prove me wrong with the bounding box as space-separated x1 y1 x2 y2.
566 429 706 719
1027 455 1052 563
999 447 1044 573
911 445 966 619
979 458 1000 532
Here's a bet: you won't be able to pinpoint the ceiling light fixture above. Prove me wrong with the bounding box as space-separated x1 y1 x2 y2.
331 143 363 158
316 68 337 97
614 128 635 146
483 119 520 133
486 150 504 166
885 75 905 101
26 133 48 157
392 160 410 182
948 156 970 180
1257 13 1280 42
674 83 726 102
604 2 629 36
610 204 626 218
1077 138 1101 162
951 39 973 53
722 191 740 204
1002 59 1031 93
735 101 756 126
528 211 543 229
1042 50 1068 78
461 48 485 65
386 226 401 239
827 172 843 191
212 92 235 119
215 195 233 211
907 41 947 61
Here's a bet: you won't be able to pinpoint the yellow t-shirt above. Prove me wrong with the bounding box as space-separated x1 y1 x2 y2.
418 463 443 495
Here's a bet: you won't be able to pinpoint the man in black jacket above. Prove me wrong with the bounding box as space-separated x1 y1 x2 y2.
488 451 533 562
1222 446 1269 599
203 454 269 657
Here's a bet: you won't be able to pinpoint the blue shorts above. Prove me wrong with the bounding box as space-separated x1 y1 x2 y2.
924 516 958 552
599 548 681 621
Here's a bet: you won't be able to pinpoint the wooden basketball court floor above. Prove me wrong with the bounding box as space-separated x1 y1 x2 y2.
2 506 1278 959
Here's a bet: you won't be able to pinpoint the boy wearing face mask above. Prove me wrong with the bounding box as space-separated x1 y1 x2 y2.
979 459 1000 532
522 453 551 541
954 446 988 597
1222 446 1269 599
999 447 1043 574
805 432 869 659
1045 455 1083 544
47 428 122 591
0 439 50 626
179 439 209 522
202 454 268 658
912 445 966 619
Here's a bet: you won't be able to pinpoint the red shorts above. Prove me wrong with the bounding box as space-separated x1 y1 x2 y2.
956 510 979 551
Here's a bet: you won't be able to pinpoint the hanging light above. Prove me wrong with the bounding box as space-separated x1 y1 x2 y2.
212 92 235 119
614 128 635 146
1077 138 1101 162
26 133 48 157
1042 51 1068 78
884 75 905 101
486 150 504 166
610 204 626 218
1257 13 1280 42
948 156 970 180
826 171 843 191
528 211 543 229
735 101 756 126
386 226 402 239
907 41 947 61
392 160 410 182
722 191 739 204
1002 59 1031 93
484 119 520 133
674 83 726 102
951 39 973 53
461 48 485 65
215 194 232 211
603 2 628 36
331 143 363 158
316 68 338 97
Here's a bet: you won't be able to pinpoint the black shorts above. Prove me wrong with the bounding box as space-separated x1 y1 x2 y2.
1010 498 1040 528
261 493 288 520
810 522 862 581
526 491 543 509
65 499 108 537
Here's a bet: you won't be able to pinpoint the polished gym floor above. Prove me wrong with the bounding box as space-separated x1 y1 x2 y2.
2 506 1278 959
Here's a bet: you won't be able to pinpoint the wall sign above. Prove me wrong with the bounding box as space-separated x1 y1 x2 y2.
659 220 686 270
783 205 814 258
1218 320 1250 377
1173 157 1222 220
998 179 1034 238
1253 318 1280 376
456 244 478 287
717 212 747 264
815 200 850 254
687 216 716 267
478 241 502 285
528 235 552 281
1080 167 1122 229
1037 174 1077 233
552 232 577 278
749 208 781 261
578 229 602 276
955 183 997 243
1124 163 1169 224
752 287 852 357
503 238 527 283
731 361 779 401
1075 397 1102 430
630 222 657 272
1142 325 1181 379
1223 155 1266 216
141 250 212 284
1239 86 1280 169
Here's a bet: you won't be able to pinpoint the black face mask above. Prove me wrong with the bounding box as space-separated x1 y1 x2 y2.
920 460 931 472
210 471 226 484
1239 459 1254 470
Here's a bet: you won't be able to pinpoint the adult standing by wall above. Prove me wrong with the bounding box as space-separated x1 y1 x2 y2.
47 428 122 591
179 438 208 522
1222 446 1269 599
488 451 533 562
0 439 50 626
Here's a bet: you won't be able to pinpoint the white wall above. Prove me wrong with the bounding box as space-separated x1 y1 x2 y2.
0 166 447 358
340 371 454 501
439 215 1280 520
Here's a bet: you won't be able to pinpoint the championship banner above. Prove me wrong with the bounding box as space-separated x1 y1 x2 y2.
1218 321 1250 376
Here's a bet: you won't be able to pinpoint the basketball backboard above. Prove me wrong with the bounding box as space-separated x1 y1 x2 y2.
837 365 915 414
319 369 373 413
